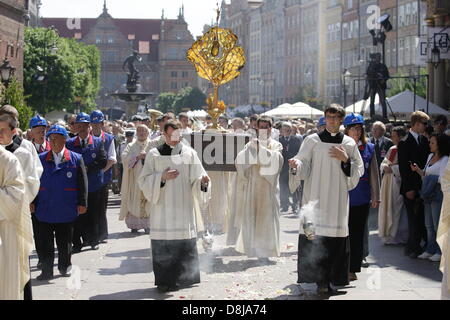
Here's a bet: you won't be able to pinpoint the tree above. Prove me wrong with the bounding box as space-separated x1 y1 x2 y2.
156 87 207 114
172 87 207 114
23 28 101 115
0 77 33 131
156 92 177 114
387 69 428 99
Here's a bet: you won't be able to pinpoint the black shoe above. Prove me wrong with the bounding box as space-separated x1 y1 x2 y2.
157 285 170 293
36 261 42 270
409 252 420 259
144 228 150 235
361 258 369 268
36 272 53 281
131 229 139 234
99 239 108 244
59 267 72 277
72 246 82 254
91 244 99 251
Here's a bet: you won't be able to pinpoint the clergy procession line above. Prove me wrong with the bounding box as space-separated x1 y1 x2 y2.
1 104 450 300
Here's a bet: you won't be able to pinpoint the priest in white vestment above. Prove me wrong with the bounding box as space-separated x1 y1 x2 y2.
437 156 450 300
0 146 34 300
226 119 247 246
378 127 408 245
119 125 165 233
138 121 210 292
0 113 40 299
234 116 283 259
289 104 364 294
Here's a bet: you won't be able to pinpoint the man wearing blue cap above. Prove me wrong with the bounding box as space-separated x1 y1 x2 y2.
90 110 117 244
33 125 88 280
29 115 51 154
66 113 107 252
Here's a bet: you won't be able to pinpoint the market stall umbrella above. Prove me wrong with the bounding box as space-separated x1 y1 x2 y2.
263 102 323 119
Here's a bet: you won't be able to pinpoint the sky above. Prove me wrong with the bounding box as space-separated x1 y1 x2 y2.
40 0 225 38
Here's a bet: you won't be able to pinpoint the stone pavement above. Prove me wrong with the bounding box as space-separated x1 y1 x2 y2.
30 194 443 300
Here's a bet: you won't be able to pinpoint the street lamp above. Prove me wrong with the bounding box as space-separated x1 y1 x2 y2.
342 69 351 108
0 58 16 84
431 46 441 69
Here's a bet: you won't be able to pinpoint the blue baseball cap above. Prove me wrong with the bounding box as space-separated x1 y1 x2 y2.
344 113 365 127
90 110 105 124
46 124 69 139
29 115 48 128
318 116 326 127
76 112 91 123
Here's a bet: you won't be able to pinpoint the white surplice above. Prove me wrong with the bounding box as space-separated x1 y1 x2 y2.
14 146 41 202
378 146 406 242
119 136 165 224
138 143 210 240
0 146 33 300
437 159 450 299
20 138 43 180
226 172 246 246
203 171 229 233
234 139 283 258
289 133 364 238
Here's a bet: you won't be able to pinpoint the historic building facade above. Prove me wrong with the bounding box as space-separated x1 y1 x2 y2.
42 3 197 110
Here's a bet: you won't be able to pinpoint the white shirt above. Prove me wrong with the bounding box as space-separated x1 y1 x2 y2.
33 141 47 153
424 154 449 183
53 148 66 166
410 130 420 144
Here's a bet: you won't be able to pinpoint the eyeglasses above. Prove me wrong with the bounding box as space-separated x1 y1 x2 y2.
325 115 341 120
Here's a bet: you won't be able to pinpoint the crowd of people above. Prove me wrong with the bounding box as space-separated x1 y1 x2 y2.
1 102 450 300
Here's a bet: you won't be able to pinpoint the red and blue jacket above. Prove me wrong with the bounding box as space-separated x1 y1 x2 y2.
35 149 88 223
349 142 376 207
96 131 114 185
66 135 107 192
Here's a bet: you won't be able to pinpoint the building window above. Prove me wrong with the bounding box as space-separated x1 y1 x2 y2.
128 34 135 40
96 35 102 44
347 0 353 9
171 82 177 90
108 36 114 44
139 41 150 54
182 71 188 78
171 71 178 78
74 33 82 40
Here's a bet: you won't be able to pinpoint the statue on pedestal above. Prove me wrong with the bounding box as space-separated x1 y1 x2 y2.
122 50 142 93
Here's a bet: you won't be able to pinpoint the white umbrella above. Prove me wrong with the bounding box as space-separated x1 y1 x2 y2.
187 109 208 118
264 102 323 119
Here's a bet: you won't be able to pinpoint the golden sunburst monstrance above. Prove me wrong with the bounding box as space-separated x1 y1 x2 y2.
186 12 246 130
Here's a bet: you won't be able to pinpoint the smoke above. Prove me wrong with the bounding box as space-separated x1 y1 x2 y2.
297 201 329 284
299 200 319 230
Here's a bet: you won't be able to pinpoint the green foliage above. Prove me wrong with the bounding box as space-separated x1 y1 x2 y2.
171 87 207 114
387 69 428 99
156 87 207 114
156 92 177 114
23 27 101 115
0 77 33 131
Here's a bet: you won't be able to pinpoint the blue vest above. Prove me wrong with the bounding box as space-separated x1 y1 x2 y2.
96 131 114 185
66 135 104 192
349 142 375 207
35 150 81 224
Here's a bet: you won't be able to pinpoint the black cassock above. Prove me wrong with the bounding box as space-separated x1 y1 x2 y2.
151 143 201 288
297 130 351 287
